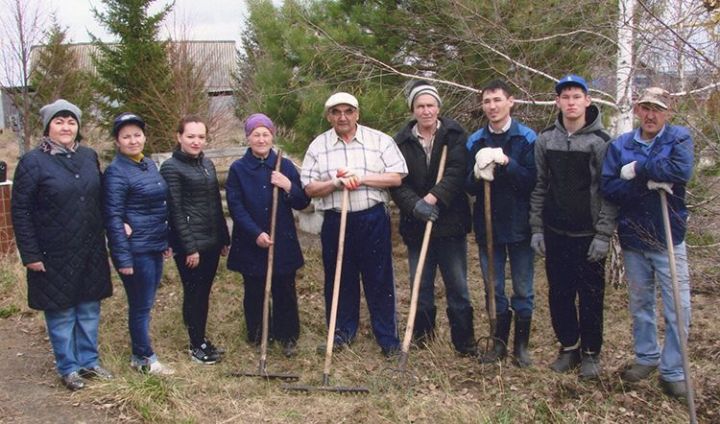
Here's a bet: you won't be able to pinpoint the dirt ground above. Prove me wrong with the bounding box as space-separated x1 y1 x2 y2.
0 315 122 423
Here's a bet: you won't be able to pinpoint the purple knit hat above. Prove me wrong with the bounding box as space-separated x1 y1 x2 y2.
244 113 275 137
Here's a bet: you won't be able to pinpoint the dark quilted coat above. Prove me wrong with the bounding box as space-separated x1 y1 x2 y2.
103 154 169 269
159 149 230 255
11 145 112 311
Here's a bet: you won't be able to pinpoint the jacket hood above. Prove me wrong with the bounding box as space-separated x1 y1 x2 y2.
554 104 603 136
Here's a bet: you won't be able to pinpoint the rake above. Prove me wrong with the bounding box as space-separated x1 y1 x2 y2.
231 150 299 381
392 146 448 379
283 188 369 394
477 179 504 357
659 190 697 423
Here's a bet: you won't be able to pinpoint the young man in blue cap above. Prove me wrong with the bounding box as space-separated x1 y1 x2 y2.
529 75 617 378
601 87 694 398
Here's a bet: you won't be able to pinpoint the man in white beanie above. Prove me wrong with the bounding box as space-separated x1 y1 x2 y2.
301 92 408 357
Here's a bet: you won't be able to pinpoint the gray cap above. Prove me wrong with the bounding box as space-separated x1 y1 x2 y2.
40 99 82 133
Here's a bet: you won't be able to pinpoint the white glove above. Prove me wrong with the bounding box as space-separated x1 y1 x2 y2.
620 161 637 180
647 180 673 195
490 147 508 165
474 162 496 181
474 148 495 169
332 167 357 188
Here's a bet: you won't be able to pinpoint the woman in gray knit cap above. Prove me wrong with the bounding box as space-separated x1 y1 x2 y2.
11 99 114 391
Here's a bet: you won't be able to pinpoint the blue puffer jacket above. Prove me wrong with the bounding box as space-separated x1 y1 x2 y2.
226 148 310 277
601 124 694 251
465 119 537 244
104 154 169 269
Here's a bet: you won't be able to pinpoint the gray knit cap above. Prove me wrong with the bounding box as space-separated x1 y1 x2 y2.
40 99 82 133
405 80 442 110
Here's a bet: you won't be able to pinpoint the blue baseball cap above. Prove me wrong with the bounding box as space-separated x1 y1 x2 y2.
112 112 146 138
555 74 588 94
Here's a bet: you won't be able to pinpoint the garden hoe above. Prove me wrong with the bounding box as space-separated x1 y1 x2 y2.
231 150 299 381
659 190 697 423
391 146 448 381
477 179 503 358
283 188 370 394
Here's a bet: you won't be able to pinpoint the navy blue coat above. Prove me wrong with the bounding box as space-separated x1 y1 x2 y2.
601 125 694 251
12 144 112 311
225 149 310 277
104 154 169 269
465 120 537 245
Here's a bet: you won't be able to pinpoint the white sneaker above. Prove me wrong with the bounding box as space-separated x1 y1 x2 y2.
130 358 175 376
147 360 175 376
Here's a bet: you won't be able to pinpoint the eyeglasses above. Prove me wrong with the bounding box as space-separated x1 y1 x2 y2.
329 107 356 117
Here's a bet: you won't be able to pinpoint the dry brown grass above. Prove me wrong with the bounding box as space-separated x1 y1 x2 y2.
1 131 718 423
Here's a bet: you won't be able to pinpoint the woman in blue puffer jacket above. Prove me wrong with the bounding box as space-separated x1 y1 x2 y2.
104 112 174 376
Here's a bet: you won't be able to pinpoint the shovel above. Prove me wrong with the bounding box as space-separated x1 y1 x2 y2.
231 150 299 381
394 146 448 376
659 190 697 423
283 188 369 394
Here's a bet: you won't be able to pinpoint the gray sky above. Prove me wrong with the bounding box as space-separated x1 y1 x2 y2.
56 0 247 45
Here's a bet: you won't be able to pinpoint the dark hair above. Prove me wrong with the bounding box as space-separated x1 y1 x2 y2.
481 79 513 98
43 110 83 142
177 115 207 135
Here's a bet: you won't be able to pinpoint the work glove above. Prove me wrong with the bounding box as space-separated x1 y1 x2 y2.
489 147 509 165
530 233 545 256
647 180 673 195
332 168 361 190
474 148 495 169
412 199 439 222
586 237 610 262
620 161 637 180
474 162 496 181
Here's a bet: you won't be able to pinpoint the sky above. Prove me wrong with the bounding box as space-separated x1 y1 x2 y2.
54 0 248 46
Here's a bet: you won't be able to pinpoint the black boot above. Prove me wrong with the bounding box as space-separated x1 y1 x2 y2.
513 316 533 368
478 310 512 363
448 306 477 356
413 307 436 348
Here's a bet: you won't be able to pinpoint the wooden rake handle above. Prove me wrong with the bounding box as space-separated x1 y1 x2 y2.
259 150 283 369
484 179 497 335
323 187 350 382
398 145 449 369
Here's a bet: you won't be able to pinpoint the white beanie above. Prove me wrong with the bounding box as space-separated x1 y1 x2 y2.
406 80 442 110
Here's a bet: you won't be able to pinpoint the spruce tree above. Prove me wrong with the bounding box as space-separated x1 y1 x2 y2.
91 0 175 152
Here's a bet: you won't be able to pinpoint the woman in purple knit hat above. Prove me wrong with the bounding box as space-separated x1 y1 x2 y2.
225 113 310 357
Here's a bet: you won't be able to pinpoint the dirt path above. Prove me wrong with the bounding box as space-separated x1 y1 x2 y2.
0 315 120 424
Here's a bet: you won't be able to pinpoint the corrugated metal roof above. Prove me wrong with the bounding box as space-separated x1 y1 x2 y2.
29 41 237 93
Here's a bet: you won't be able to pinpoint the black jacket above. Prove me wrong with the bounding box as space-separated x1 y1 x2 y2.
390 117 472 245
12 144 112 311
159 149 230 255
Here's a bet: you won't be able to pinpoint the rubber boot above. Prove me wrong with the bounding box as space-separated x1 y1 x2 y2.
447 306 477 356
412 307 436 348
478 310 512 363
512 316 533 368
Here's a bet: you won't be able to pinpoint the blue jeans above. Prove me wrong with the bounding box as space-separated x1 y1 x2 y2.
408 235 472 317
44 301 101 376
623 243 691 382
119 252 164 364
478 239 535 319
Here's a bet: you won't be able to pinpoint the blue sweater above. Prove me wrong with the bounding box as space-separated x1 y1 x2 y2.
226 149 310 277
601 124 694 251
465 120 537 244
104 154 169 268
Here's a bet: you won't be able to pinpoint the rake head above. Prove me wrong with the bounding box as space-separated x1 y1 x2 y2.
282 373 369 394
229 369 300 381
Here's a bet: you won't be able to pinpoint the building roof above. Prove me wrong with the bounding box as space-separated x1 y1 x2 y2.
29 40 237 93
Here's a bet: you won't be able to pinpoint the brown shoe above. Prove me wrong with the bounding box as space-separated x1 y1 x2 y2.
660 378 688 399
620 363 657 382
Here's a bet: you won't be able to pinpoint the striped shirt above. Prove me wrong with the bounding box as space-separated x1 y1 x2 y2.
301 124 408 212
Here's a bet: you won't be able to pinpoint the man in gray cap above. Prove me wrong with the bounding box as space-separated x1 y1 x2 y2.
390 80 476 356
601 87 694 399
301 92 408 357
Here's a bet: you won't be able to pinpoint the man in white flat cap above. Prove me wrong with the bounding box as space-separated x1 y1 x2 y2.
301 92 408 357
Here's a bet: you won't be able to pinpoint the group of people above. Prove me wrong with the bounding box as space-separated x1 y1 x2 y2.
11 74 693 401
